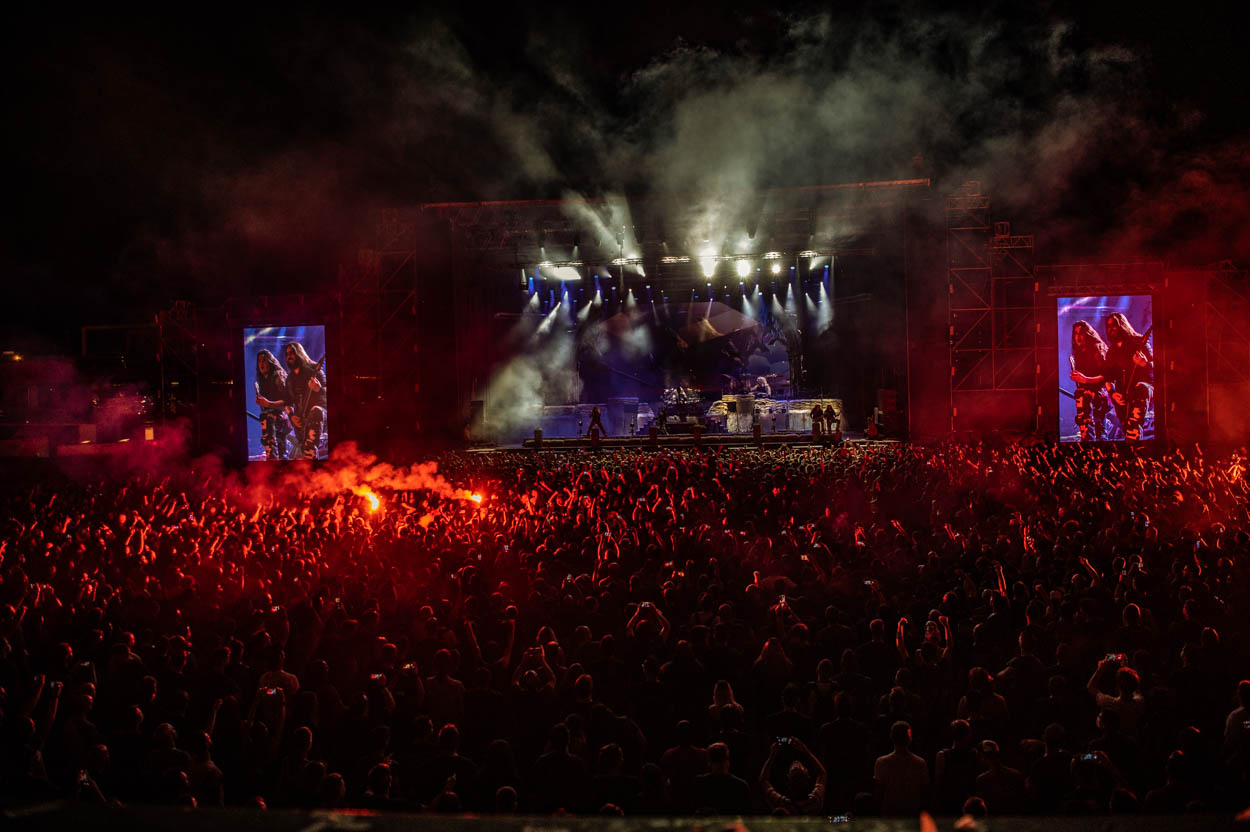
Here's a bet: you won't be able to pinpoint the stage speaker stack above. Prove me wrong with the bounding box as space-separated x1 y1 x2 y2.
723 393 755 433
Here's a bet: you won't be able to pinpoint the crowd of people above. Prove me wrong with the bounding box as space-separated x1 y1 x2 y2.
1 441 1248 818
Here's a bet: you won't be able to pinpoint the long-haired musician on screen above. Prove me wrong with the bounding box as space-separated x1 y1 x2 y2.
284 342 327 459
254 349 290 460
1103 313 1153 441
1068 321 1111 442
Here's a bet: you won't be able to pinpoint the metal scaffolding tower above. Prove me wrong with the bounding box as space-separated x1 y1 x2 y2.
946 183 1037 433
337 211 421 441
947 182 993 402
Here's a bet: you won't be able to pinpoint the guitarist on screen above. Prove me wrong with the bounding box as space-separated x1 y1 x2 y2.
1103 313 1153 441
283 342 327 459
254 349 291 460
1067 321 1111 442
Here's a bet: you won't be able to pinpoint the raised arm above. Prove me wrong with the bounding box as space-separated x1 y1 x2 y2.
939 615 953 661
1086 657 1112 700
793 737 826 783
494 617 517 672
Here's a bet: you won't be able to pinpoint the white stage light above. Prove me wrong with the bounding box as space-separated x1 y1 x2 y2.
699 245 716 278
735 259 751 278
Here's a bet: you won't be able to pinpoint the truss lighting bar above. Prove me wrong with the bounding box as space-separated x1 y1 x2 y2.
523 250 837 271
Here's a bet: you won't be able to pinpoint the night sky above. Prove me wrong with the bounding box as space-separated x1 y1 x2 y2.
5 2 1249 354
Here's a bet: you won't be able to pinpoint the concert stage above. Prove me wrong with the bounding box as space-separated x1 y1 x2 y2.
510 430 894 451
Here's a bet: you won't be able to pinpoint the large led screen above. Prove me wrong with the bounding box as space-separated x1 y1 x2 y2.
1057 295 1153 442
243 325 328 461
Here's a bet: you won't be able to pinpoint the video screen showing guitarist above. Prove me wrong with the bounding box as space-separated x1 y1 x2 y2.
1057 296 1152 442
284 341 327 460
1103 312 1153 441
243 325 328 461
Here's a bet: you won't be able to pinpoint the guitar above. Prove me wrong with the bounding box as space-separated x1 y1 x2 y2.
1125 324 1153 386
1112 325 1153 406
291 355 327 431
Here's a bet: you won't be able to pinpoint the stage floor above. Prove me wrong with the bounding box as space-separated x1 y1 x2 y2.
471 431 898 452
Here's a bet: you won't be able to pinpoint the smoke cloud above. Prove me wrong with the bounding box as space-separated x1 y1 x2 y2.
12 7 1248 389
482 310 584 439
381 10 1245 270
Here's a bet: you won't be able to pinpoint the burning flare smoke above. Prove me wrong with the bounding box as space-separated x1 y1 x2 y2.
232 442 484 509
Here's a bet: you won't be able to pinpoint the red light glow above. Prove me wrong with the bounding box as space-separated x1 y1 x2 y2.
352 486 382 513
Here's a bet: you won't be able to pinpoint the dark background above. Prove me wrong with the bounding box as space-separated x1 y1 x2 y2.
4 2 1249 355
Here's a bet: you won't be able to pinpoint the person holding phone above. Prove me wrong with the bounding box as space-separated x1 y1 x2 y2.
760 736 826 814
257 646 299 700
1086 656 1145 737
626 601 671 640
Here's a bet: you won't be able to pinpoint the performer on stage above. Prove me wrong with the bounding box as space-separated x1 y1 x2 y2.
751 375 772 397
824 404 841 439
1103 313 1153 441
284 342 327 459
588 405 606 437
254 349 290 460
810 405 824 437
1068 321 1111 442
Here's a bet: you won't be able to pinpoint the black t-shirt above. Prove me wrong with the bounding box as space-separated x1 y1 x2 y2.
286 363 327 414
592 773 639 813
817 717 872 799
693 771 753 815
1071 345 1106 383
1106 338 1153 387
529 750 589 812
935 746 979 814
1028 751 1073 812
256 368 287 407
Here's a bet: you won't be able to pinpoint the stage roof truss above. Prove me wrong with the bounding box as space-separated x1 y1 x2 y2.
423 179 929 267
